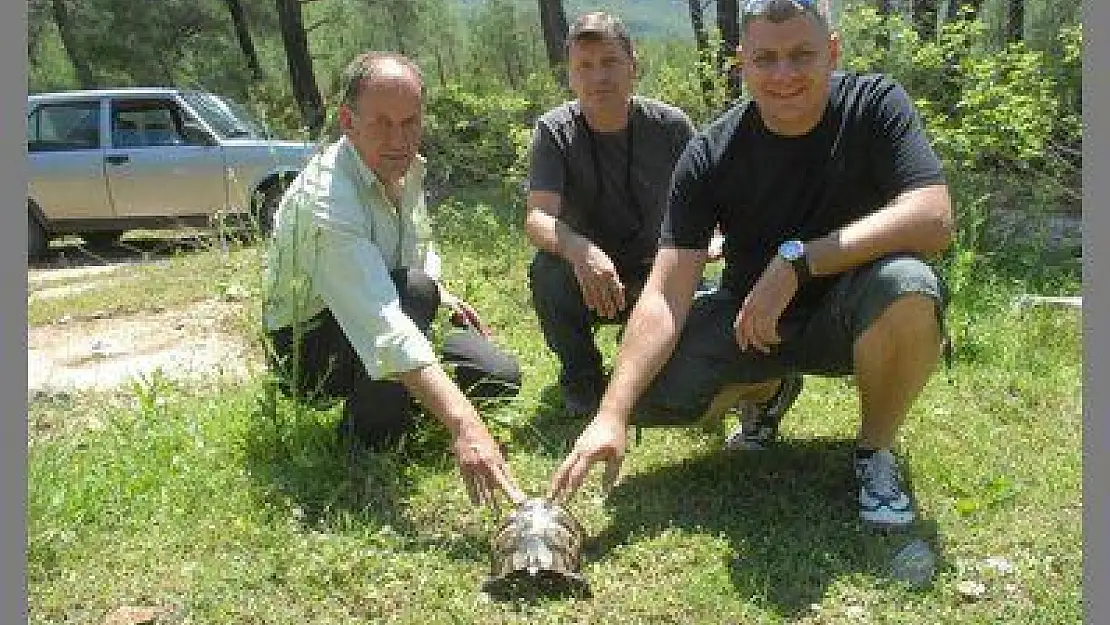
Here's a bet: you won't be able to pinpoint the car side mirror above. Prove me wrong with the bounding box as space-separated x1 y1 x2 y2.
181 121 217 146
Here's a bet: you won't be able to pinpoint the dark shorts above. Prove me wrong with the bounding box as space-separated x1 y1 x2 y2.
634 254 948 426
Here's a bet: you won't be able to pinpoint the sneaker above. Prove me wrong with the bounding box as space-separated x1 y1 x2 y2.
560 375 602 418
723 374 804 450
855 448 915 528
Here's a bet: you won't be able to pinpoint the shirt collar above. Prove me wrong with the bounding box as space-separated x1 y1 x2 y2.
337 135 426 200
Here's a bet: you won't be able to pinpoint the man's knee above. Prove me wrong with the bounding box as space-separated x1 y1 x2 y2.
341 380 416 449
853 294 943 381
847 255 945 344
392 267 440 333
442 331 522 400
528 251 579 308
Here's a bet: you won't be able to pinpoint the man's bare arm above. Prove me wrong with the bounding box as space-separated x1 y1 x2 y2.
548 246 708 500
524 189 627 319
524 190 589 262
594 247 709 426
397 364 524 505
805 184 954 277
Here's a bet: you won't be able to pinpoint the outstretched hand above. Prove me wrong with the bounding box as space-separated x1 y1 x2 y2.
548 416 627 503
452 425 526 510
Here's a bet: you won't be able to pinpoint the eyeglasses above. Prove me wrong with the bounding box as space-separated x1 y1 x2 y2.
741 0 819 16
745 48 823 72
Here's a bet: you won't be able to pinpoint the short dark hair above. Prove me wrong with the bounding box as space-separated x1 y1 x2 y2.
740 0 831 39
339 51 424 113
566 12 634 58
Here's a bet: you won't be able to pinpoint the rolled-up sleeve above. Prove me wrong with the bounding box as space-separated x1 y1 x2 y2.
304 197 438 380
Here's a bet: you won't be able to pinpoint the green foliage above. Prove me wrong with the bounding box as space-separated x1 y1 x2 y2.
422 81 542 194
636 33 735 128
837 5 1081 218
26 216 1081 623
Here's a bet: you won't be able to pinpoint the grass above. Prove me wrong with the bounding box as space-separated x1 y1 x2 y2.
26 189 1083 624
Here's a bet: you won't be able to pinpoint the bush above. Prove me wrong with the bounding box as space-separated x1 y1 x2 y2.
837 6 1081 219
421 80 543 198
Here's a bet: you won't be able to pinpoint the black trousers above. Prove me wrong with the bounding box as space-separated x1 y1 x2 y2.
527 250 648 386
268 267 521 447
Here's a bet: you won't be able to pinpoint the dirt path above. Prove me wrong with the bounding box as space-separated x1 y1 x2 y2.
28 263 260 395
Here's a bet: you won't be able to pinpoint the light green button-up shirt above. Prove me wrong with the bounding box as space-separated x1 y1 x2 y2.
263 136 440 380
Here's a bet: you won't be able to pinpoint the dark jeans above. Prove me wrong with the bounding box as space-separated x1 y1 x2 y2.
268 267 521 448
528 250 649 386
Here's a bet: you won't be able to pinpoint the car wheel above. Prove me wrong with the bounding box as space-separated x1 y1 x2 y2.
28 211 48 260
82 231 124 248
251 174 294 239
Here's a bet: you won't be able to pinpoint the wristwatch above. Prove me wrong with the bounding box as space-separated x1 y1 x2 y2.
777 239 811 285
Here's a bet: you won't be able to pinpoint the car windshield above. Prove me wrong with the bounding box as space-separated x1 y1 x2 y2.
181 91 273 139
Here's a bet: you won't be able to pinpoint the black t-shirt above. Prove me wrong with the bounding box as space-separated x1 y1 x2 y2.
660 71 946 318
529 96 695 277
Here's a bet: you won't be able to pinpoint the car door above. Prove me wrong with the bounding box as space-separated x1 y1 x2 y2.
27 98 114 221
105 96 228 219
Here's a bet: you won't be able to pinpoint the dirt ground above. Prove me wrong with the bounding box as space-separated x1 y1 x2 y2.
27 262 259 396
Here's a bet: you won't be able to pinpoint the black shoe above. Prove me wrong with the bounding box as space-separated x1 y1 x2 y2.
724 374 804 450
560 375 602 418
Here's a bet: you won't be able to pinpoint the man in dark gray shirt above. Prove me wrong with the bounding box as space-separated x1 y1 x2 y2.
524 12 697 417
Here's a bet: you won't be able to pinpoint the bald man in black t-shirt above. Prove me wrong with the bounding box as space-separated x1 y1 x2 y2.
550 0 955 530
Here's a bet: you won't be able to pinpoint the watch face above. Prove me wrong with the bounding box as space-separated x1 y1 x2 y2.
779 240 804 261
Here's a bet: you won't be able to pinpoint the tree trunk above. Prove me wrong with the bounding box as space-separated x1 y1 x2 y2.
223 0 263 79
275 0 324 135
688 0 715 110
875 0 891 58
537 0 568 86
388 0 407 55
716 0 740 99
911 0 937 39
49 0 96 88
1005 0 1024 43
947 0 983 21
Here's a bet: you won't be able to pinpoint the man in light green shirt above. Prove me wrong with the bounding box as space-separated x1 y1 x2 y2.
264 51 524 508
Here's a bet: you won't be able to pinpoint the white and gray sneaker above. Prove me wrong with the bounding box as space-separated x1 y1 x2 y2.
855 449 915 528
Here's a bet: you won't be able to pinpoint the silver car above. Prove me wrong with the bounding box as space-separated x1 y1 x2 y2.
27 87 318 258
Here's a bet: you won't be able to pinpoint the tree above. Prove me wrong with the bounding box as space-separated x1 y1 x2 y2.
1005 0 1024 43
224 0 263 79
911 0 937 39
946 0 983 21
50 0 96 88
716 0 740 98
687 0 715 109
537 0 568 85
275 0 324 134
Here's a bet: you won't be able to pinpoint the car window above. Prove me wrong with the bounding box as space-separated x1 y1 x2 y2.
111 99 187 148
27 101 101 152
180 91 269 139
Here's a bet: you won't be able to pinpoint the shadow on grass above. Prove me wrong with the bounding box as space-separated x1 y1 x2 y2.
588 437 942 618
505 383 591 459
30 231 244 270
241 390 460 540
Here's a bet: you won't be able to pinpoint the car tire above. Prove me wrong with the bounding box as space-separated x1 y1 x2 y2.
28 211 48 260
251 175 292 239
82 231 124 248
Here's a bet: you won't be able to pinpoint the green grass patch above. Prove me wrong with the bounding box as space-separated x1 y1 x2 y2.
27 188 1082 623
28 241 263 327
